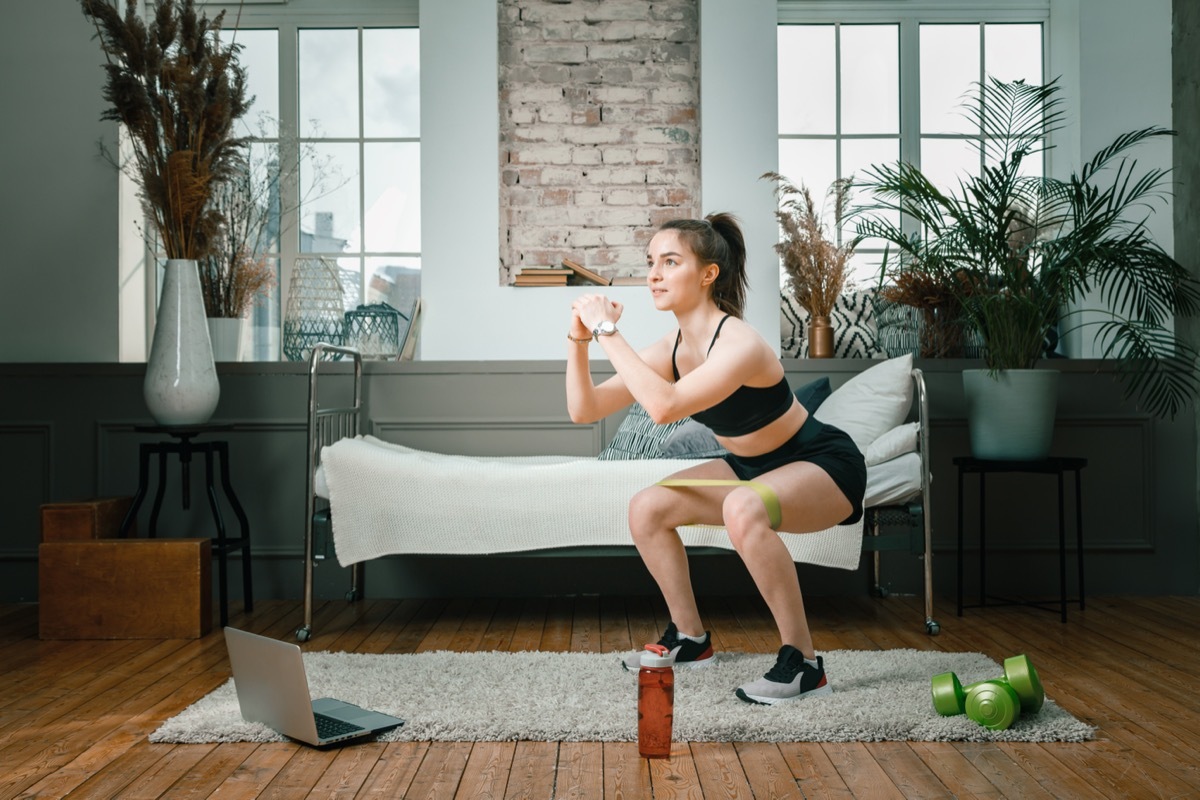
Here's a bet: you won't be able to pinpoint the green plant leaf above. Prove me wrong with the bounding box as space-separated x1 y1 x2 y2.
851 76 1199 419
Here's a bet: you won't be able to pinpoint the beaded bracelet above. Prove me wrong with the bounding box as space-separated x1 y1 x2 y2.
566 333 592 344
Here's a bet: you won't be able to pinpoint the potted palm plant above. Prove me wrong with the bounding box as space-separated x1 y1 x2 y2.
855 77 1200 459
763 172 856 358
81 0 250 422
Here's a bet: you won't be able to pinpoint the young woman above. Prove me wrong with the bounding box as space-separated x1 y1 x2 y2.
566 213 866 704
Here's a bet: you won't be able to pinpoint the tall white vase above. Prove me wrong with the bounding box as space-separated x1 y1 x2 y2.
144 259 221 426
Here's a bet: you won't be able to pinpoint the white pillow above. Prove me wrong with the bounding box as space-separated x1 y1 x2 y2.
863 451 923 507
863 421 920 467
813 353 913 451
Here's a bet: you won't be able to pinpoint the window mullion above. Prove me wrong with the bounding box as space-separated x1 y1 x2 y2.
899 17 922 240
834 23 843 187
978 22 986 174
358 27 368 307
277 21 301 354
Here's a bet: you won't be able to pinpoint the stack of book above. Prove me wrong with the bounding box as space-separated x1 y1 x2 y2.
513 268 570 286
561 258 610 286
513 259 644 287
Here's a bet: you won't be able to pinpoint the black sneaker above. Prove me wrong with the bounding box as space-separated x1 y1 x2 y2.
621 621 715 671
735 645 832 704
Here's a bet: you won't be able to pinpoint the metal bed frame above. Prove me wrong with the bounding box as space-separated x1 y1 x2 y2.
862 368 939 635
298 343 364 642
296 346 939 641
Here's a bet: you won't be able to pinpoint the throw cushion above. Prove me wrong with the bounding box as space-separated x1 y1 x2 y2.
597 403 686 460
659 419 728 459
794 376 832 413
863 451 923 506
781 292 808 357
780 289 886 359
871 295 922 358
863 421 920 467
813 353 914 452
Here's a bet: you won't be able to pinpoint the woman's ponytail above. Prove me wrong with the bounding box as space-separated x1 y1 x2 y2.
659 213 748 317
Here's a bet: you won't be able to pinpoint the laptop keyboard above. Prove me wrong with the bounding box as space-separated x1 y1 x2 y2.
314 713 367 740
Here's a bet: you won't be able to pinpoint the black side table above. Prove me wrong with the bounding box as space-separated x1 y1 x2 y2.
119 424 253 626
954 456 1086 623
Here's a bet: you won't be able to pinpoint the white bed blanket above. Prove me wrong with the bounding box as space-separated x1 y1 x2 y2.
319 436 922 570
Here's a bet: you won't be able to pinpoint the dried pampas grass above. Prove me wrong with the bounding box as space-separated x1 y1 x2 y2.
81 0 251 260
763 172 855 318
200 246 275 320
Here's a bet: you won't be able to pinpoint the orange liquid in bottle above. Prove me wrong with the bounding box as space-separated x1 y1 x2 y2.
637 663 674 758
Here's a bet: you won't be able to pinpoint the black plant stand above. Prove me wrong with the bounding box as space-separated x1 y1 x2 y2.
954 456 1086 623
119 424 253 626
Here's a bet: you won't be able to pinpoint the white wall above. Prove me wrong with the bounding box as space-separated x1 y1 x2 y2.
700 0 781 355
419 0 780 360
0 2 121 362
421 0 669 360
0 0 1177 363
1061 0 1174 358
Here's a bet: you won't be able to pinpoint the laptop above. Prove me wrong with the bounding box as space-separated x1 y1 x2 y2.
224 626 405 747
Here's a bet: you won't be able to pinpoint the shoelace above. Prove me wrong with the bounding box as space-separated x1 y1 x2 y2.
658 623 681 650
764 652 805 682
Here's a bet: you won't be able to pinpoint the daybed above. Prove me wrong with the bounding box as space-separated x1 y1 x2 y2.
297 344 937 641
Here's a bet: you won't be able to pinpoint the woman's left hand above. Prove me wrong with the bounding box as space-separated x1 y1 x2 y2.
569 305 593 340
572 294 623 331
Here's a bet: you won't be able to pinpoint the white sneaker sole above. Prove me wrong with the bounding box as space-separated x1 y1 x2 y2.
675 655 717 670
737 682 833 705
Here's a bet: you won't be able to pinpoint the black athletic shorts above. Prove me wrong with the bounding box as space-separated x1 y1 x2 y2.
721 416 867 525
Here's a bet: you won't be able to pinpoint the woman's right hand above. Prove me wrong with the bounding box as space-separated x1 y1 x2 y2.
572 294 623 331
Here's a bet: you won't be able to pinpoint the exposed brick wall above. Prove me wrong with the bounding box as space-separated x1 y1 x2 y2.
498 0 700 284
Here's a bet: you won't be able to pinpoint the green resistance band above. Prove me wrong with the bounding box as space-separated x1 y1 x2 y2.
656 479 783 531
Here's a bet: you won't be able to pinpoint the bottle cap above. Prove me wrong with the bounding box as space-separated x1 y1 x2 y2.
640 643 675 668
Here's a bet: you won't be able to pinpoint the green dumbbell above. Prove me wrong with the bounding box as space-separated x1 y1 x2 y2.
930 654 1045 730
963 680 1021 730
930 671 966 716
1002 654 1044 714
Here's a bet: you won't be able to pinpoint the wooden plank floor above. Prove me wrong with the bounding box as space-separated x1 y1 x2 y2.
2 593 1198 799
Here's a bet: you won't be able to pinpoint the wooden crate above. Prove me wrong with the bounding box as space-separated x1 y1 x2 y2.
39 538 212 639
40 497 134 541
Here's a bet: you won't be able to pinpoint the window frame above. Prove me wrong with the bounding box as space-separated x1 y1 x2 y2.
776 1 1054 286
130 0 420 360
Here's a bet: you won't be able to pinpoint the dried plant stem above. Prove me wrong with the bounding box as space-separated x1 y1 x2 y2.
763 172 854 318
81 0 251 260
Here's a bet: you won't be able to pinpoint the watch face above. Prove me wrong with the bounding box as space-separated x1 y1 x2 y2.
594 320 616 336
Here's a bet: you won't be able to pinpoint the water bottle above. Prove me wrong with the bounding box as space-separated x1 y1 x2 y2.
637 643 674 759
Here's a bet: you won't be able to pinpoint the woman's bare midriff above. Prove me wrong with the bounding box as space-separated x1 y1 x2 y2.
714 399 809 458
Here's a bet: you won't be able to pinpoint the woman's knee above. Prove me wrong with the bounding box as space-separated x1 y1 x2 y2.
628 486 674 540
722 487 772 546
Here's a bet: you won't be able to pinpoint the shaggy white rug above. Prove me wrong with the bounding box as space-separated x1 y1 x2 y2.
151 649 1095 744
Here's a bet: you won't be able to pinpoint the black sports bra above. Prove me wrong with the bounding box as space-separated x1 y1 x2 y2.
671 315 794 437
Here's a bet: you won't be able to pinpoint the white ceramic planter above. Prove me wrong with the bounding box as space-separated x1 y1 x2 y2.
144 259 220 426
207 317 246 362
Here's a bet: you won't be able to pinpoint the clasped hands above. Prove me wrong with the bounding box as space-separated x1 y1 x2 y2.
570 294 623 339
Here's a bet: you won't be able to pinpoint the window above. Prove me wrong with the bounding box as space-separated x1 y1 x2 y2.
296 28 421 317
777 6 1045 286
139 2 419 361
